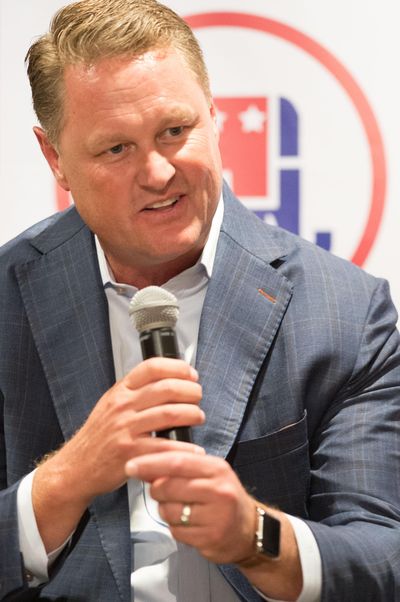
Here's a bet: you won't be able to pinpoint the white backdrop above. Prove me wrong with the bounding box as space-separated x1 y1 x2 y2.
1 1 400 309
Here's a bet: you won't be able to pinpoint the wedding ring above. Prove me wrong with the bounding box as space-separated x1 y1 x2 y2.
180 503 192 526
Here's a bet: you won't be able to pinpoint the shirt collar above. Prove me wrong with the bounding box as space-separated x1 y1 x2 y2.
95 193 224 287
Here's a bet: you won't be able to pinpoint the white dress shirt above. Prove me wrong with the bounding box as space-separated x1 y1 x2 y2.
17 198 321 601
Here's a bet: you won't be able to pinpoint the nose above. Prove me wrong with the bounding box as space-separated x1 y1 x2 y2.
136 149 176 191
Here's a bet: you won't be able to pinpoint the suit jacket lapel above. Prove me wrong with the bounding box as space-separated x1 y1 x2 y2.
195 186 294 458
15 213 114 439
14 209 131 602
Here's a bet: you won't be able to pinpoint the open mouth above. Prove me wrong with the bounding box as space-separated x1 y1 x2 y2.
144 197 179 210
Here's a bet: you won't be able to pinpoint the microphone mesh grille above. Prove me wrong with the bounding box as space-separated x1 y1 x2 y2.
129 286 179 332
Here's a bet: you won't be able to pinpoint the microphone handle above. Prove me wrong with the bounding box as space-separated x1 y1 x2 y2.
139 326 192 442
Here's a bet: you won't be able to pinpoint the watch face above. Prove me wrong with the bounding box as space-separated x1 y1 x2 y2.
262 511 281 558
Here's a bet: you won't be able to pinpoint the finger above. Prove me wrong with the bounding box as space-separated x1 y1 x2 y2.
158 501 202 527
124 357 198 390
129 403 205 438
150 475 216 504
126 437 205 460
128 378 202 412
125 450 221 481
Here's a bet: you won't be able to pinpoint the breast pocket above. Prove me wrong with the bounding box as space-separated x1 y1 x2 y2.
229 412 310 518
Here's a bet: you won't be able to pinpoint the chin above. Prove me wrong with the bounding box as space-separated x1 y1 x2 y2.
150 240 202 264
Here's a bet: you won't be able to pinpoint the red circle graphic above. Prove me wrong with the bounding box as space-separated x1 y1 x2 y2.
186 12 386 266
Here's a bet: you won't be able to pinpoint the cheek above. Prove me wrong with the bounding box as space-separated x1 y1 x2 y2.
178 142 222 186
69 172 116 224
196 133 223 179
70 164 126 205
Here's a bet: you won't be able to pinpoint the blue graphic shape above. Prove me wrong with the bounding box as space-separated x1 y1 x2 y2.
254 97 332 252
276 169 300 233
280 98 298 156
315 232 332 250
254 169 300 236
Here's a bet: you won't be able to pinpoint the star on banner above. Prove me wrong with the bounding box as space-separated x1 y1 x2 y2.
239 104 266 133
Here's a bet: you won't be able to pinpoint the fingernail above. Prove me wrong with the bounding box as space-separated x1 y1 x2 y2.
193 445 206 455
190 367 199 380
125 460 138 477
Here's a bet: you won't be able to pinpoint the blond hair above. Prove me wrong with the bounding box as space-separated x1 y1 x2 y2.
25 0 211 144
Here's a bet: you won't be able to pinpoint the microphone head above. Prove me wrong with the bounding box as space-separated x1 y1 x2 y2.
129 286 179 332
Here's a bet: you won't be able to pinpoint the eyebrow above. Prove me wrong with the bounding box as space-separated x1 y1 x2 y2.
89 106 199 150
157 106 198 127
86 135 129 155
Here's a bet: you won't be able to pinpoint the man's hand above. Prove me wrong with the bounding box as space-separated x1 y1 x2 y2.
126 450 256 564
32 357 204 552
125 450 303 601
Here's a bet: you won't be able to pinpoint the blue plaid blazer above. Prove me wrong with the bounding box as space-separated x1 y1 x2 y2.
1 183 400 601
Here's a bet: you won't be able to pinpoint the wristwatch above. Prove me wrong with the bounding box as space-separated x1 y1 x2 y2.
255 506 280 558
236 504 281 568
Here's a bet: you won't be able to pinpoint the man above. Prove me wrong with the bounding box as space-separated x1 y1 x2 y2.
1 0 400 600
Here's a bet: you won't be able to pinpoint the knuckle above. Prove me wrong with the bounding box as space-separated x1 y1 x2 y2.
170 455 185 471
162 380 176 398
114 392 131 408
213 456 229 472
161 405 178 422
217 482 238 503
144 357 162 376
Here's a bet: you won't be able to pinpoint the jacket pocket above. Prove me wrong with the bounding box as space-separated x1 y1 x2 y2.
230 412 310 517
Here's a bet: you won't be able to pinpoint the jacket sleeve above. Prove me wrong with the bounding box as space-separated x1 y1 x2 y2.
0 452 30 598
305 277 400 601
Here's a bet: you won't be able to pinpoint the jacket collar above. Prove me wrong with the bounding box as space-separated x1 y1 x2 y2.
194 183 294 457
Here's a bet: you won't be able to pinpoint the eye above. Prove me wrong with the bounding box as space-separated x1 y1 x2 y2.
109 144 125 154
167 126 184 137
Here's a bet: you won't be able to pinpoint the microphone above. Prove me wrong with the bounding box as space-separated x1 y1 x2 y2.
129 286 192 442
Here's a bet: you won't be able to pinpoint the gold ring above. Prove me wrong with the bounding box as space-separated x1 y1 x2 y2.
180 504 192 526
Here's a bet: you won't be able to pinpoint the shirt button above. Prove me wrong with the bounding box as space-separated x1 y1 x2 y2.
25 571 34 582
115 286 126 295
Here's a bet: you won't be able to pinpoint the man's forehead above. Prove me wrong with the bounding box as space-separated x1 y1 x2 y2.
63 47 184 82
58 48 207 143
61 48 206 119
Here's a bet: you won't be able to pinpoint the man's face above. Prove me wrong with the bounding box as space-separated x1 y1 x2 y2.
38 49 222 284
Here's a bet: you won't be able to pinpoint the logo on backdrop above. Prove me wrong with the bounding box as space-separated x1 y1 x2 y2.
215 96 331 252
186 12 387 267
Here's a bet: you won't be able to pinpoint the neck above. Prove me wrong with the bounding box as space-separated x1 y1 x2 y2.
105 250 203 289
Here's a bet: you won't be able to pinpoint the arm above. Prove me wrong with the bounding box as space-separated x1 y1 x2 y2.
0 480 27 598
125 278 400 601
125 452 303 601
32 358 204 553
0 388 28 597
0 358 204 598
304 278 400 600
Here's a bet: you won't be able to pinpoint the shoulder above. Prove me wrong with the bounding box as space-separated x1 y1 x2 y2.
0 206 87 267
222 183 381 295
0 207 89 299
221 184 393 324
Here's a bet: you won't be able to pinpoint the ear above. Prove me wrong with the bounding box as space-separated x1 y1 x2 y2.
33 126 70 191
209 101 220 142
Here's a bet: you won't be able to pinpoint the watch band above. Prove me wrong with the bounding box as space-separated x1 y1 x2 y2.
236 503 281 568
255 506 280 557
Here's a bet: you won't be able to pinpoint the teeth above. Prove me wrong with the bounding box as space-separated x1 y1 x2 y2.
148 197 178 209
